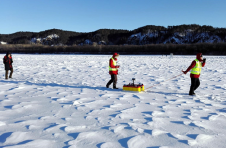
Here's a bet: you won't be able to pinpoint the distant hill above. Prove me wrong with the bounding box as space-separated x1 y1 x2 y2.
0 24 226 45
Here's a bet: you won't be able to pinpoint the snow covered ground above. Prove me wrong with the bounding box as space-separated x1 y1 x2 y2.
0 54 226 148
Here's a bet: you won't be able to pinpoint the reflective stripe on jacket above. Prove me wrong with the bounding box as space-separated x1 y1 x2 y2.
191 59 202 74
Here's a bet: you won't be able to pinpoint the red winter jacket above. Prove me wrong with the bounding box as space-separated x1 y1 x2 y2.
185 53 205 78
109 53 118 75
3 56 13 70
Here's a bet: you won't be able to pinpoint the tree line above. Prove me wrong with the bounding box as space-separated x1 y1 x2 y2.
1 43 226 55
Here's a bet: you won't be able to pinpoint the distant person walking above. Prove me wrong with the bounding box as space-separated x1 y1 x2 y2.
182 53 206 95
3 52 13 79
106 53 120 89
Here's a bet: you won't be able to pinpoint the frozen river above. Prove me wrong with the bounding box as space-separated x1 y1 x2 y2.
0 54 226 148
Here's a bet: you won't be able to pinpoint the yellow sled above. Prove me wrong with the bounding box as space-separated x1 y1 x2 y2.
123 78 144 92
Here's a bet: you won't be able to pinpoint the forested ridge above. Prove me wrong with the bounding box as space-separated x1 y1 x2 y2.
1 24 226 45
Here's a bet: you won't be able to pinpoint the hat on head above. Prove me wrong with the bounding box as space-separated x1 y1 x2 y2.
113 53 119 58
196 53 203 61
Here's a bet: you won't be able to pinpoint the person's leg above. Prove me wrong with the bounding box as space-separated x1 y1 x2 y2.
9 68 13 78
189 78 196 95
194 78 200 91
5 70 9 79
106 75 114 88
113 75 118 89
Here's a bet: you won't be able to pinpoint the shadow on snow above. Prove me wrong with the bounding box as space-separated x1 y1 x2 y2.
0 80 122 92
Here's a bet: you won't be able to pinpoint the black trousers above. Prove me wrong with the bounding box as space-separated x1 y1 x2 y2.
189 78 200 95
107 75 117 88
5 68 13 79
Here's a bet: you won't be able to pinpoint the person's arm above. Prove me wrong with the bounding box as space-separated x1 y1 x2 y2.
3 57 7 64
11 58 13 64
202 58 206 67
182 61 196 74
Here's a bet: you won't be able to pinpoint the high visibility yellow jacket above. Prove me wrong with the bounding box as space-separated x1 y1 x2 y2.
109 57 118 75
184 53 205 78
191 59 202 75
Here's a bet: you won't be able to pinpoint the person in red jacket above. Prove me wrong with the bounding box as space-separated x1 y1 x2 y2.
182 53 206 95
3 52 14 79
106 53 120 89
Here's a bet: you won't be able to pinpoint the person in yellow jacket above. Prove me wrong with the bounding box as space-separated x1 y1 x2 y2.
106 53 120 89
182 53 206 95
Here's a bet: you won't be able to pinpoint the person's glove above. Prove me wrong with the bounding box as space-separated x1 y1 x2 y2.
203 58 206 63
182 70 187 74
116 65 120 68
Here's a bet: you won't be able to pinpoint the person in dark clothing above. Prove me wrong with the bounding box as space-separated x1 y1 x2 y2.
106 53 120 89
182 53 206 95
3 52 13 79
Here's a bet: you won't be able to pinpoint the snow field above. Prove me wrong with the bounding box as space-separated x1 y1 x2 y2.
0 54 226 148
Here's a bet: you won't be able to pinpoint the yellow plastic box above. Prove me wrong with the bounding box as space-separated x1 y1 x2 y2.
123 85 144 92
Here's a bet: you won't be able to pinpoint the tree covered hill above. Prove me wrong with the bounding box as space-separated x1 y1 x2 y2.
0 24 226 45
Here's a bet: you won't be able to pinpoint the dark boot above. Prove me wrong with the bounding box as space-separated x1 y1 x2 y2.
113 84 118 89
189 93 195 96
113 86 118 89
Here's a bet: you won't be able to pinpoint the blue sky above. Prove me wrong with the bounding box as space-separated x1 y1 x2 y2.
0 0 225 34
